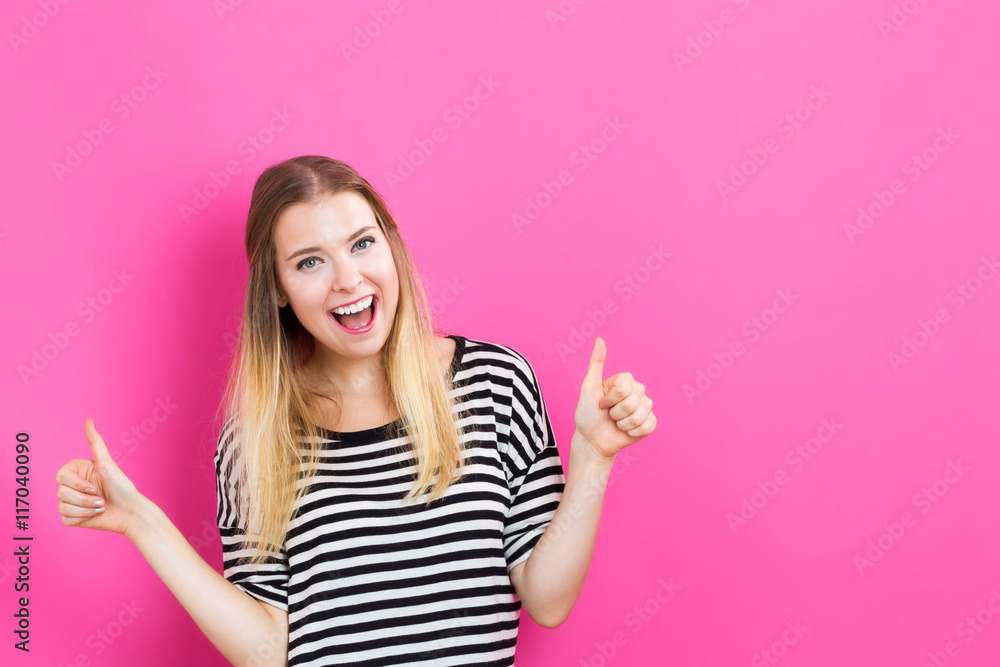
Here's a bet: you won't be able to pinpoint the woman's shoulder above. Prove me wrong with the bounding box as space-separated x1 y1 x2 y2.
447 333 541 384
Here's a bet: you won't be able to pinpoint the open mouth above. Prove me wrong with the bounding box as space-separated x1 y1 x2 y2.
330 295 376 331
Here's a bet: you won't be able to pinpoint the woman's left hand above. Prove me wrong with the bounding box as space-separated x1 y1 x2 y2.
574 337 656 460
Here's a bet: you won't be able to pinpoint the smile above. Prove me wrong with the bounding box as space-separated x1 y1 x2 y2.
329 295 377 334
331 294 375 313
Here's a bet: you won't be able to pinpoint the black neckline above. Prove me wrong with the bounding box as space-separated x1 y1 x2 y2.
311 334 465 441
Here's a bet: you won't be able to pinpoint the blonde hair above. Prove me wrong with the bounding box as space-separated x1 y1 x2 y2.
213 155 466 565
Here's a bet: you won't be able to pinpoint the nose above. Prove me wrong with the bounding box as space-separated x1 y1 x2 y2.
329 256 362 292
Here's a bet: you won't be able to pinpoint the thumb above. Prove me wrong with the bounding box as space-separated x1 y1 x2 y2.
85 418 113 465
582 337 606 390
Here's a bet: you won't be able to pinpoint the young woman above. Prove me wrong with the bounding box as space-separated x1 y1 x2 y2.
55 156 656 666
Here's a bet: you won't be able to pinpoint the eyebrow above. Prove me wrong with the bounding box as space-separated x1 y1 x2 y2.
284 225 377 262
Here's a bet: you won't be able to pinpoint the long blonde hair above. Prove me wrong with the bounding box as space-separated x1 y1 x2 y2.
213 155 466 565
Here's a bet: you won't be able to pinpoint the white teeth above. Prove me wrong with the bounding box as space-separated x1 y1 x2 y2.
331 295 374 315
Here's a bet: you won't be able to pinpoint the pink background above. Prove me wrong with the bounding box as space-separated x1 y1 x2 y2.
3 0 1000 665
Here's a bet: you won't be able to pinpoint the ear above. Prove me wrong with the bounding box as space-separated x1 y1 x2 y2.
277 290 288 308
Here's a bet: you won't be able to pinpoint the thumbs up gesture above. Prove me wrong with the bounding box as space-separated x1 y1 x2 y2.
574 338 656 460
56 419 143 537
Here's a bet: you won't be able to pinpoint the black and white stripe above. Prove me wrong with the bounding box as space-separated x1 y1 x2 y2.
215 334 567 666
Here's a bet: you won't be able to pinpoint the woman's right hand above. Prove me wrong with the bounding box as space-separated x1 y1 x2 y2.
56 418 144 538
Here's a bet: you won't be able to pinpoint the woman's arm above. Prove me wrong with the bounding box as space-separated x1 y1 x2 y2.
509 430 614 628
510 338 656 627
127 496 289 667
57 419 288 667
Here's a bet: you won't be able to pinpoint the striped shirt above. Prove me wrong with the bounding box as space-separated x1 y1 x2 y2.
215 334 567 665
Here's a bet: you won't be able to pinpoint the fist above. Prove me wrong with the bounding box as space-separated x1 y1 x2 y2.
574 337 656 459
56 419 143 537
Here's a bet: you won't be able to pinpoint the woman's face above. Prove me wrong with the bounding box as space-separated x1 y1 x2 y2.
273 190 399 365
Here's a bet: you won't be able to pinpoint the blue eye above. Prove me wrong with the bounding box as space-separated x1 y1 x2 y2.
295 238 375 271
